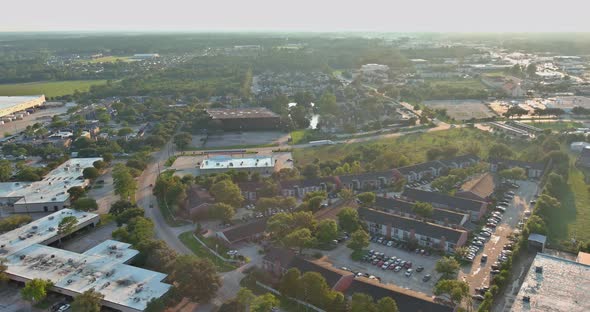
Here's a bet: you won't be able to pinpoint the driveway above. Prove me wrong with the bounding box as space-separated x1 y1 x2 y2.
314 241 441 295
87 167 118 214
459 180 539 292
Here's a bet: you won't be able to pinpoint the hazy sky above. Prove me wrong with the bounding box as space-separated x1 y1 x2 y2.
2 0 590 32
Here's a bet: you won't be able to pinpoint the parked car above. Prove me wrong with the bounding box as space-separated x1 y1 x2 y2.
405 269 413 277
422 274 432 282
472 294 485 301
387 240 394 247
481 254 488 262
415 266 424 272
394 266 402 272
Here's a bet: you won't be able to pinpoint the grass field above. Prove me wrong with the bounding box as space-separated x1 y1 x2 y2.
427 78 487 90
545 158 590 249
0 80 108 98
525 121 583 131
85 56 133 63
178 231 237 272
293 128 526 167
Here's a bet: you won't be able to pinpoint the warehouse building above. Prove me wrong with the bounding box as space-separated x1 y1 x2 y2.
0 157 102 213
199 155 276 176
0 95 46 118
0 209 171 312
206 107 281 130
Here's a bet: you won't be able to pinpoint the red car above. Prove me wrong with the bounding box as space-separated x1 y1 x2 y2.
376 261 384 267
404 261 413 269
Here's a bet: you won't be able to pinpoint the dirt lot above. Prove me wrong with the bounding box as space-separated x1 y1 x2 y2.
423 100 497 121
316 241 442 295
459 180 539 293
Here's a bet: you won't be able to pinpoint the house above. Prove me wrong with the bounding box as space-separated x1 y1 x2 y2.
185 185 214 218
394 155 479 183
401 188 488 221
238 181 265 202
338 170 396 190
438 154 480 170
455 172 496 202
280 177 339 198
373 196 468 226
359 207 468 253
216 218 268 246
488 157 545 178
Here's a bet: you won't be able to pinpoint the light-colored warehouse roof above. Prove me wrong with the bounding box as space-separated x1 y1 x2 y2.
0 157 102 205
82 240 139 264
200 155 274 170
0 95 44 110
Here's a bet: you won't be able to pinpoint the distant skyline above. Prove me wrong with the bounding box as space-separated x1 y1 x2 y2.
2 0 590 33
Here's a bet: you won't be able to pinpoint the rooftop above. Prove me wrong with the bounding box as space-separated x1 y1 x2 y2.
0 157 102 205
206 107 279 120
82 240 139 264
511 253 590 312
577 251 590 266
200 155 274 170
0 95 44 111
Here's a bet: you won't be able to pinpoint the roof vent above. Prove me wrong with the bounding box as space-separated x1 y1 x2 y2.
535 266 543 273
523 296 530 302
20 255 26 260
49 216 54 220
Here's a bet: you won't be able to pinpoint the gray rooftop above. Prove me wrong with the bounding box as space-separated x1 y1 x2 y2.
511 253 590 312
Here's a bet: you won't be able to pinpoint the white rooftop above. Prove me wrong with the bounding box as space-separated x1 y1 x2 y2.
200 155 274 170
0 209 99 256
82 240 139 264
0 95 44 110
0 157 102 205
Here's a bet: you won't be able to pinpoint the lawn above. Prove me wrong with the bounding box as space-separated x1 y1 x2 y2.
427 78 487 90
293 128 526 167
545 160 590 249
0 80 108 98
525 121 583 131
85 56 133 63
178 231 237 272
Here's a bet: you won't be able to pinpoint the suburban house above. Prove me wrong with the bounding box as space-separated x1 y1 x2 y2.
373 196 468 227
393 155 480 183
238 181 265 202
280 177 339 198
185 185 215 218
216 218 268 246
401 188 488 221
262 247 453 312
338 170 396 190
455 173 496 202
359 207 468 253
488 157 546 178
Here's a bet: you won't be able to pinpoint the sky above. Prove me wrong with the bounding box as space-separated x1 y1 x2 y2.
2 0 590 32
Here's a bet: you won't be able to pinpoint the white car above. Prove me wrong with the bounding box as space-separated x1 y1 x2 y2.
405 269 413 277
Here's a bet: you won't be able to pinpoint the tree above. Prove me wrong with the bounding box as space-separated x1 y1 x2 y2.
21 279 54 304
526 215 547 235
435 256 461 279
171 255 221 302
339 188 355 203
0 214 32 232
0 160 12 181
535 194 560 219
285 228 314 254
117 127 134 136
102 153 114 163
298 271 335 308
82 167 100 180
72 197 98 211
236 288 255 312
67 186 86 201
174 132 192 150
499 167 526 181
302 164 320 179
357 192 376 206
110 200 137 215
112 164 137 199
0 258 8 284
307 195 325 211
545 172 566 198
347 229 370 251
488 143 513 159
350 293 377 312
71 289 104 312
58 216 77 236
434 280 469 305
316 219 338 244
115 208 145 226
279 268 301 297
251 293 279 312
527 63 537 77
214 203 235 222
412 202 433 218
318 91 338 115
338 208 361 233
210 179 244 208
376 297 399 312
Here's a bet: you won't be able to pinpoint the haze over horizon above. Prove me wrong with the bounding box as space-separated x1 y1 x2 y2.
3 0 590 33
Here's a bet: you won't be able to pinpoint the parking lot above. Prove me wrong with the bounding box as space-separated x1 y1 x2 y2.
318 240 442 295
460 179 539 294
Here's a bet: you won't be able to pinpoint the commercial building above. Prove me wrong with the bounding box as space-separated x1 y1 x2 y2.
0 158 102 213
359 207 469 252
0 209 172 312
206 107 281 131
511 253 590 312
0 95 46 118
199 155 276 176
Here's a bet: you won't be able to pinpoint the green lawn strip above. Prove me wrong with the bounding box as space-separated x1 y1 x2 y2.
178 231 237 272
525 121 583 131
0 80 108 98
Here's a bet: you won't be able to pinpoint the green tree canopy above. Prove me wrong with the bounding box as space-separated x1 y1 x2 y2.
58 216 78 235
171 255 221 303
71 289 104 312
21 279 54 304
72 197 98 211
347 229 370 251
435 256 461 279
210 179 244 208
337 207 361 233
412 202 434 218
316 219 338 244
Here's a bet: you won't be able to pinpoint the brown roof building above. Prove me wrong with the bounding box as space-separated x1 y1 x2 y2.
206 107 281 131
455 172 496 202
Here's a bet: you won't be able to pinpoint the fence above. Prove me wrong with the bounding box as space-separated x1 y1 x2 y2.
255 281 325 312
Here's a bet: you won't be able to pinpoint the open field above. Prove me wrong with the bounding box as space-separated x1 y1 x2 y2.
0 80 108 98
524 121 584 130
423 99 496 120
85 56 134 63
427 78 487 90
293 128 529 167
